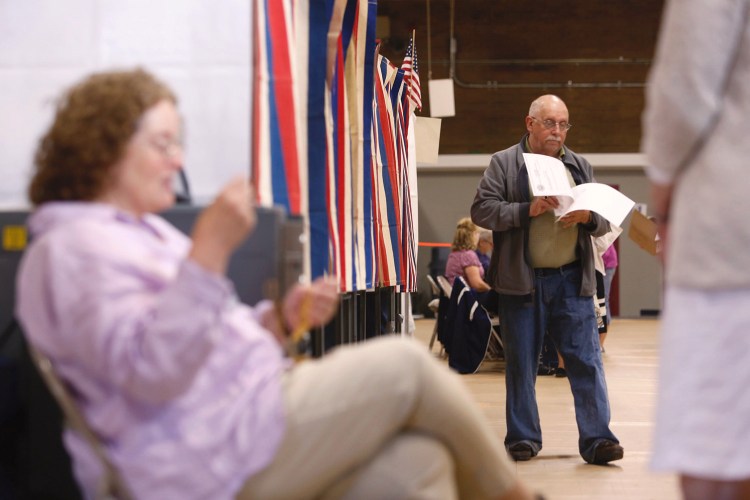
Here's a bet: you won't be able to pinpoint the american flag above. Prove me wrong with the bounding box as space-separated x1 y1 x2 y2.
401 35 422 111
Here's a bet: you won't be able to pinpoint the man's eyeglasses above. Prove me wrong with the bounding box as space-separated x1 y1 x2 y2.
530 116 572 131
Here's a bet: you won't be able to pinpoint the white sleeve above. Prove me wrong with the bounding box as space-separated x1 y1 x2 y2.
642 0 749 183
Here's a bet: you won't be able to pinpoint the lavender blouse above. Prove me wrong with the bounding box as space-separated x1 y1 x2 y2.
16 203 287 499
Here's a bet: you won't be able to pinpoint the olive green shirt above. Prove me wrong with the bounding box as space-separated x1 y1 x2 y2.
527 142 578 268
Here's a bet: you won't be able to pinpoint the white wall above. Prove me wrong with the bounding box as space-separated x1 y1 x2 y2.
0 0 252 208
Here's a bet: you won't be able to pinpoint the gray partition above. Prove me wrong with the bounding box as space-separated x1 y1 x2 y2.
0 210 28 337
0 205 299 335
0 205 300 500
163 204 300 307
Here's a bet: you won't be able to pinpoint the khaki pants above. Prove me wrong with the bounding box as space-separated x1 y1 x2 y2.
237 337 516 499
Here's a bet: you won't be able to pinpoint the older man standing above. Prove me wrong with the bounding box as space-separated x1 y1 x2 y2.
471 95 622 465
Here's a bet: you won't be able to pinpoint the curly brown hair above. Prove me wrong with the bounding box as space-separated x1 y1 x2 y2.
29 68 176 206
451 217 478 251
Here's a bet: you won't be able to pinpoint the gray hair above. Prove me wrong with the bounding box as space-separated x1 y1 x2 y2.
529 94 564 117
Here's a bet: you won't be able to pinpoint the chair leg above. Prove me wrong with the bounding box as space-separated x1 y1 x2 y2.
491 329 503 348
485 327 504 361
429 321 445 357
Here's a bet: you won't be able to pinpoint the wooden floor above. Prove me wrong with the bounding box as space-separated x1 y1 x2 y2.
412 317 680 500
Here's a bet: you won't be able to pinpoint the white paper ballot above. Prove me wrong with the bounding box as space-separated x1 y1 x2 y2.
524 153 572 197
415 116 442 164
428 79 456 117
523 153 635 227
562 183 635 227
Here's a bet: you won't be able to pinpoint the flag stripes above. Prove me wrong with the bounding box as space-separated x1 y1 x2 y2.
252 0 420 292
253 0 303 215
401 34 422 111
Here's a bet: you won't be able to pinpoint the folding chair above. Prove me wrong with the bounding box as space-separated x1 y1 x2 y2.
483 298 503 359
435 275 453 298
27 344 134 500
425 275 443 353
486 316 505 361
480 296 504 361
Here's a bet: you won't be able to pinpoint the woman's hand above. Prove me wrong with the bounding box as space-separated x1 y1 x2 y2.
189 177 256 275
282 276 340 338
261 277 339 347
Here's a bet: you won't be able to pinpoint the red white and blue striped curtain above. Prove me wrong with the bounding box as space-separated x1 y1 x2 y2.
252 0 418 293
370 53 419 291
400 34 420 292
305 0 330 285
323 0 377 292
350 0 378 292
400 106 418 292
372 55 401 288
253 0 305 217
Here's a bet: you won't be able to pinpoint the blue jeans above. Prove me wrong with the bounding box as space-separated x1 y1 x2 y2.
499 264 618 462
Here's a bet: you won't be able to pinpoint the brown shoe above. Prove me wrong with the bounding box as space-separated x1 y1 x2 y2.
591 440 624 465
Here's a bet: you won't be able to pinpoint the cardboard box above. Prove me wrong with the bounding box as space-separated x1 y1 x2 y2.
628 209 659 256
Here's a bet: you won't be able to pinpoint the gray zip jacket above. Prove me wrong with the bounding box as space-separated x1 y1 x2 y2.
470 136 609 297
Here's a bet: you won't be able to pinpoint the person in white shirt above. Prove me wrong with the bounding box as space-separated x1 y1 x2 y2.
642 0 750 498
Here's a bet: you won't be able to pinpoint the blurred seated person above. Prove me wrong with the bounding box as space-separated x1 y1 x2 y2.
446 218 500 317
475 228 493 275
445 218 491 293
15 68 535 500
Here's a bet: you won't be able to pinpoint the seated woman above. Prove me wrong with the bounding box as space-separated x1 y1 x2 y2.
445 218 491 293
441 219 502 366
15 69 534 500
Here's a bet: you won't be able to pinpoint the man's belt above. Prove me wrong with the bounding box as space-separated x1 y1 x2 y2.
534 260 580 276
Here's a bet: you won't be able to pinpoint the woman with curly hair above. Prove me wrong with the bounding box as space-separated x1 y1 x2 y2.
15 68 535 500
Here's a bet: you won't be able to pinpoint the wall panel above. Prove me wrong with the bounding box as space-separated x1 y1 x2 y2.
377 0 665 153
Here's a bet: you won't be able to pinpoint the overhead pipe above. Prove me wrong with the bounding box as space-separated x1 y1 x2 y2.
447 0 649 90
